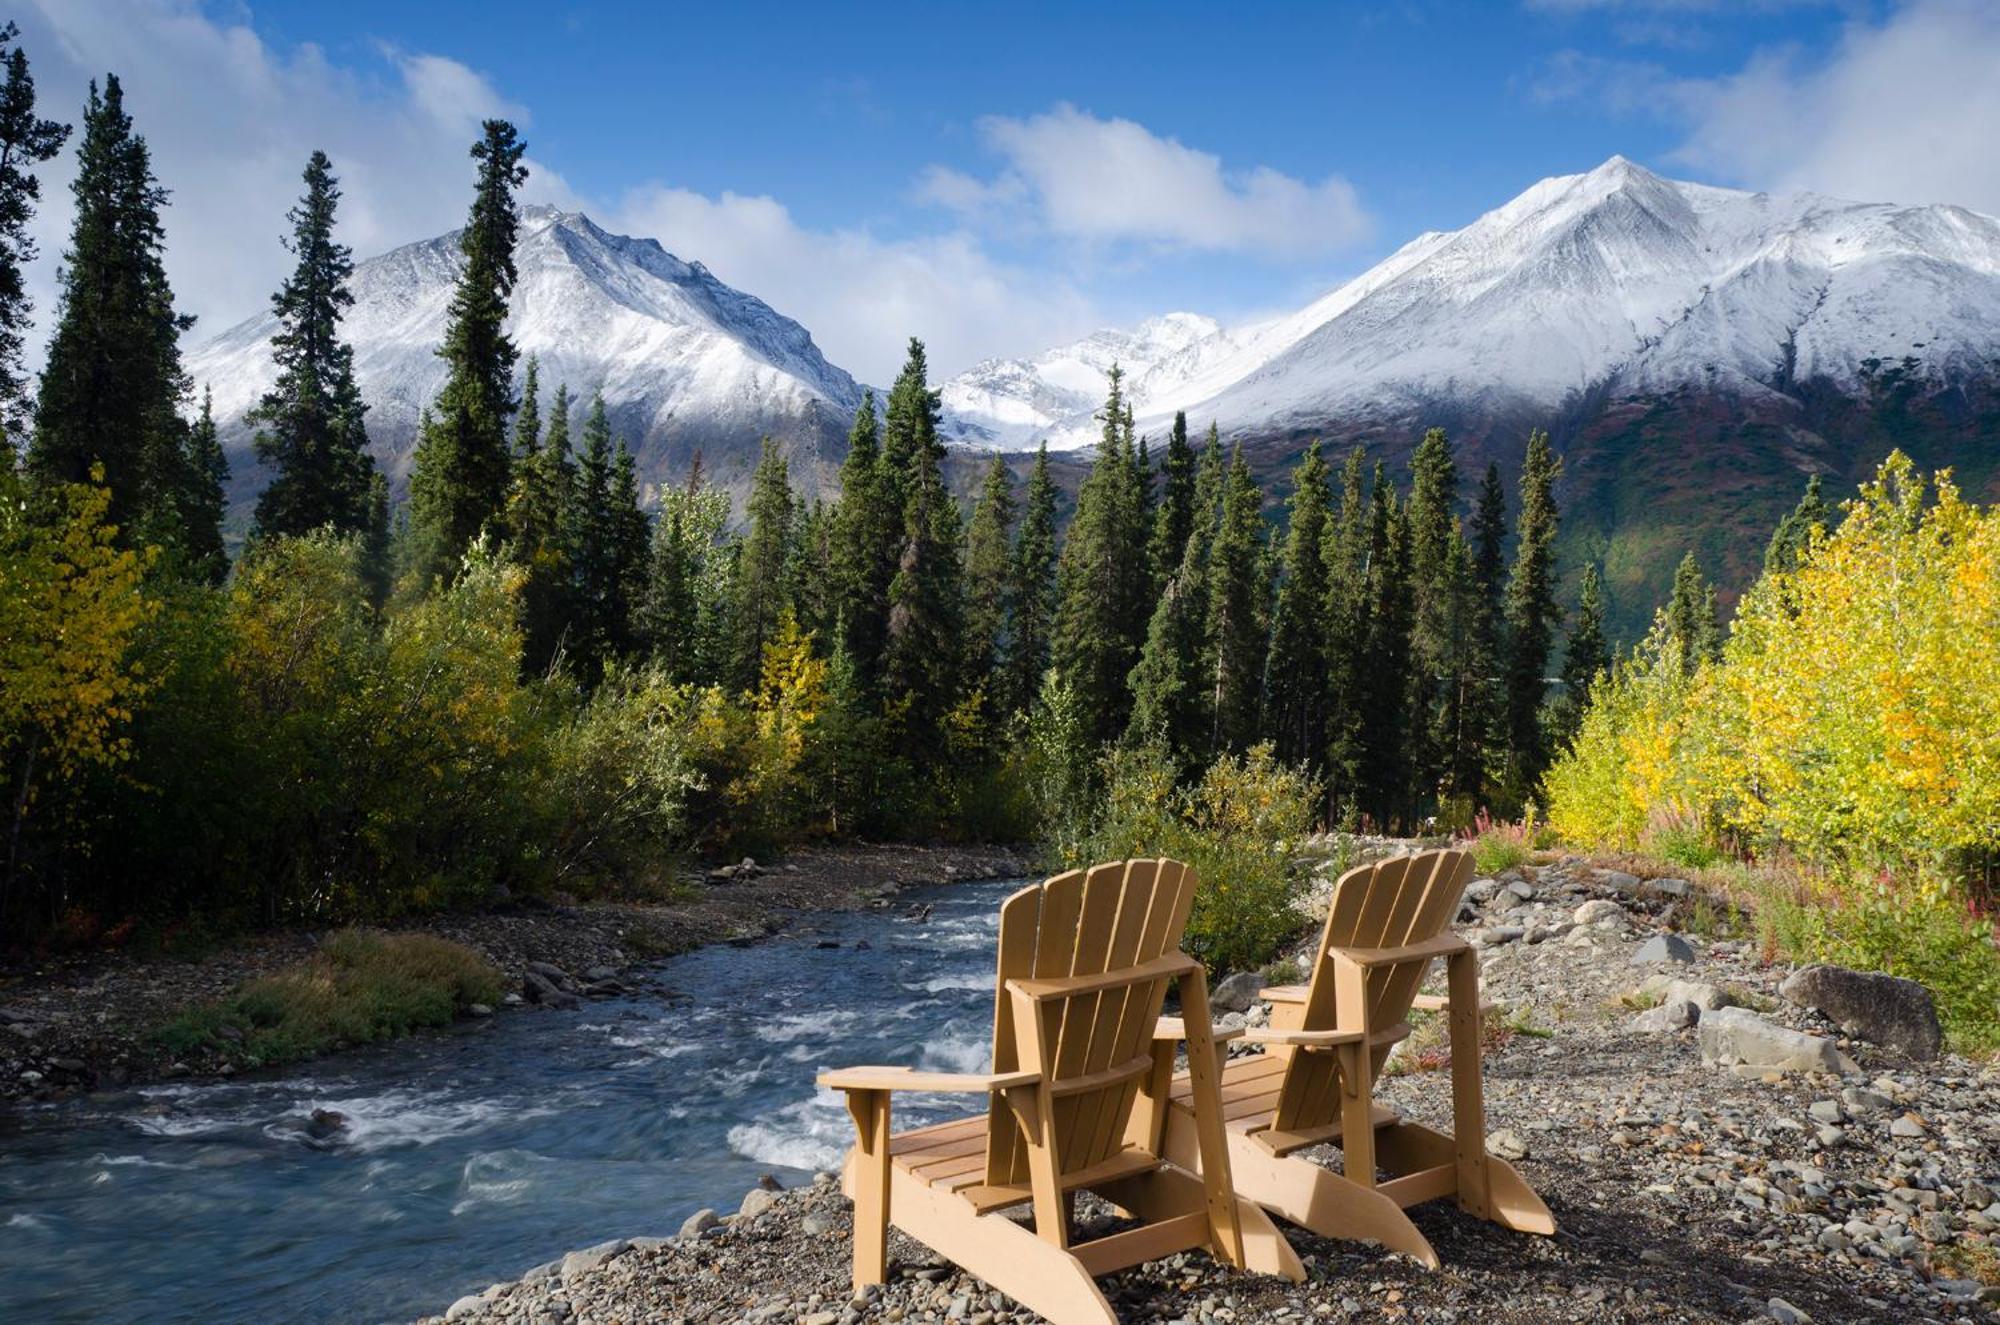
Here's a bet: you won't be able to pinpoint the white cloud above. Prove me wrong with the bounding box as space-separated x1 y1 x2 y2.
918 104 1372 258
15 0 575 372
1668 0 2000 213
1532 0 2000 214
602 185 1096 384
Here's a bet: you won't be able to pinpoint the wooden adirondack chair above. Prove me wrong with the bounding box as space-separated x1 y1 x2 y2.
817 859 1304 1325
1160 848 1555 1268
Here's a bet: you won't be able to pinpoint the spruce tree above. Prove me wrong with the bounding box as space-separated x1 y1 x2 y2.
1664 551 1717 675
1402 428 1459 804
31 76 201 553
962 454 1015 700
1003 442 1058 716
1551 563 1609 741
727 436 797 691
1763 474 1831 578
513 356 541 458
407 119 527 582
0 25 68 438
1500 430 1562 798
1322 446 1372 811
1264 442 1333 769
250 151 375 540
1355 468 1414 827
1051 366 1150 744
180 385 228 584
512 381 575 675
830 392 896 685
359 470 392 607
640 464 730 686
1206 446 1270 754
881 346 964 755
1125 533 1211 769
1471 462 1507 608
1145 410 1197 587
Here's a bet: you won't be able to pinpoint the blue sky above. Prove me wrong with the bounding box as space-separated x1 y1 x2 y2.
18 1 2000 381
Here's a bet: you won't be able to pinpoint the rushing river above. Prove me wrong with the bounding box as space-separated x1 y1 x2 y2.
0 877 1022 1324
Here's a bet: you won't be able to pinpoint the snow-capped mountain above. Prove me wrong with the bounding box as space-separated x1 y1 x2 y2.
939 312 1228 450
943 156 2000 448
188 205 864 501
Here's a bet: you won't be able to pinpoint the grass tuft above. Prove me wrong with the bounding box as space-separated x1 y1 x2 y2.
156 930 505 1068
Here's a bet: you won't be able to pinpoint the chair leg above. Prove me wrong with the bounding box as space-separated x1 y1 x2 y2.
887 1167 1118 1325
1376 1122 1556 1237
1161 1109 1441 1269
1445 948 1492 1221
841 1088 891 1289
1337 1044 1378 1189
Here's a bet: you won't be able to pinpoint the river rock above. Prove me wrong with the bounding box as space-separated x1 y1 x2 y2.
445 1294 483 1321
1698 1007 1859 1076
1629 999 1699 1033
1629 934 1696 966
522 972 580 1010
1598 869 1643 895
1573 899 1625 927
1637 975 1733 1011
1779 964 1944 1060
1210 971 1265 1014
678 1208 719 1239
740 1187 779 1219
561 1239 628 1281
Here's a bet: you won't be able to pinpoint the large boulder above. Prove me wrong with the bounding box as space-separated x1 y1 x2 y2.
1209 971 1267 1014
1698 1007 1859 1076
1629 934 1697 966
1779 964 1944 1061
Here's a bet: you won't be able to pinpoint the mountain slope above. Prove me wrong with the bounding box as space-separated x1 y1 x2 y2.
943 157 2000 635
187 205 865 508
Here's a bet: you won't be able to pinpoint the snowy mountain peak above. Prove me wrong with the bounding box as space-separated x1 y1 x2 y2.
188 207 862 495
944 158 2000 449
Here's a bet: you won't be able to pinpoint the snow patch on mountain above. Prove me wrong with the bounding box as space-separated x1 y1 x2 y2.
187 205 864 487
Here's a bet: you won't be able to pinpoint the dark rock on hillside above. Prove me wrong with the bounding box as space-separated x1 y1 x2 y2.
1781 964 1944 1061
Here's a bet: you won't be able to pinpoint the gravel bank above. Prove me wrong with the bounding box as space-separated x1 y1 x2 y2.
418 856 2000 1325
0 842 1031 1104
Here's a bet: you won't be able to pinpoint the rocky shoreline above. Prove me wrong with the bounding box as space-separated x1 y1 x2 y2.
417 854 2000 1325
0 842 1032 1105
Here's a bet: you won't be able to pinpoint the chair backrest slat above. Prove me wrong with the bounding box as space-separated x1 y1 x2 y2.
985 859 1199 1185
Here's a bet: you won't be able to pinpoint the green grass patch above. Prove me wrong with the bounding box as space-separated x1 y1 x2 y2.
156 930 505 1068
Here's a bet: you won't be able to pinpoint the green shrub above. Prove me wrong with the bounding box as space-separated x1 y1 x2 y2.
1647 823 1723 870
158 930 505 1067
1063 743 1320 975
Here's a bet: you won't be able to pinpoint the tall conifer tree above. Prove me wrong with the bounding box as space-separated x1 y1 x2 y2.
1206 446 1269 753
1051 367 1150 744
1265 442 1333 768
1145 410 1196 587
962 454 1015 699
881 344 964 751
1322 446 1372 805
0 24 67 439
1501 430 1561 796
1003 442 1058 716
407 119 527 582
830 392 896 685
512 380 575 674
728 436 797 690
31 76 203 554
251 151 375 540
180 385 228 584
1355 468 1414 826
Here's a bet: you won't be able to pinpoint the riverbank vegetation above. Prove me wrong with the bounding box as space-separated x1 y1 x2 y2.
156 930 503 1068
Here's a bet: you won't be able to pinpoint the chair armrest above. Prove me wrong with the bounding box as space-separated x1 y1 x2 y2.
1328 932 1469 968
816 1065 1040 1093
1258 984 1309 1004
1236 1027 1365 1048
1153 1016 1244 1044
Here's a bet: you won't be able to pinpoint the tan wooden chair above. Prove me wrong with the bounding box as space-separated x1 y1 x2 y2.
1160 848 1555 1268
817 859 1304 1325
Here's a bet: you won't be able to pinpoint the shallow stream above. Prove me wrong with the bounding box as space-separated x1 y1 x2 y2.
0 877 1020 1323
